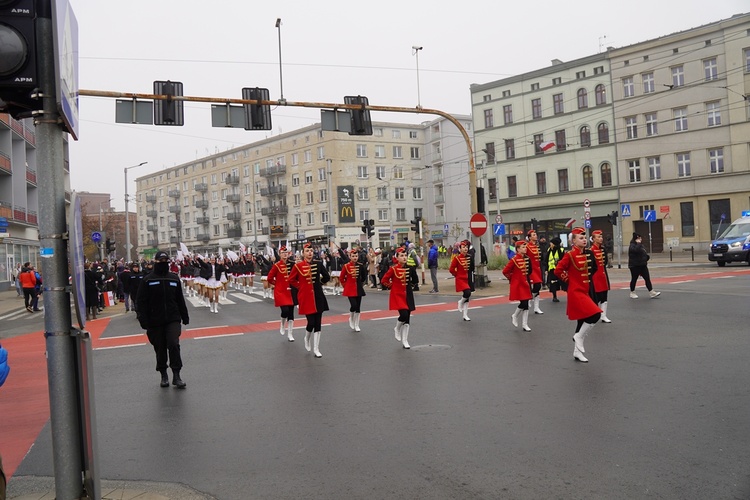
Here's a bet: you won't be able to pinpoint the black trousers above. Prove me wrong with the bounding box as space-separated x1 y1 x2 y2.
147 321 183 372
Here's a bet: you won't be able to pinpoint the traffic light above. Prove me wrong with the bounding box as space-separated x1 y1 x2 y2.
242 87 272 130
609 210 618 226
361 220 369 234
153 80 184 126
531 218 538 230
476 187 485 214
344 95 373 136
410 217 421 233
0 0 41 119
367 219 375 238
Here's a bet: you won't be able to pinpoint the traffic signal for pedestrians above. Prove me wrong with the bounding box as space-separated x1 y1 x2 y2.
361 220 369 234
344 95 373 136
410 217 421 233
242 87 272 130
366 219 375 238
106 238 116 254
0 0 41 119
153 80 184 126
476 187 485 214
531 218 538 230
608 210 618 225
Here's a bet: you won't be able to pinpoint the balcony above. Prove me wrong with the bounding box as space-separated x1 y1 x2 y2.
197 233 211 243
0 153 11 175
146 210 157 218
168 189 180 198
26 168 37 185
170 236 180 244
227 228 242 238
226 193 241 203
146 194 157 203
227 212 242 221
434 194 444 204
195 183 208 192
27 210 37 225
147 239 159 247
194 200 209 209
225 174 240 185
259 164 287 177
147 224 158 232
169 220 182 229
261 206 288 216
260 185 287 197
168 205 181 213
196 216 210 225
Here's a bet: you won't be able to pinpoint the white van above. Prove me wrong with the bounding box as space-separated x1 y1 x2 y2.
708 214 750 266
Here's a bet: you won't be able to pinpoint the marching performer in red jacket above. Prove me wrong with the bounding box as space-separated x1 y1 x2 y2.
554 227 602 362
526 229 544 315
502 240 533 331
340 246 367 332
289 243 330 358
381 247 416 349
449 240 473 321
590 230 612 323
267 246 297 342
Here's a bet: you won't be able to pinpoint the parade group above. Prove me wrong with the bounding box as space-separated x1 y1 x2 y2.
76 228 660 389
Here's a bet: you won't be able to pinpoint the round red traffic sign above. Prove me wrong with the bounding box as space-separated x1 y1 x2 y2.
470 212 488 237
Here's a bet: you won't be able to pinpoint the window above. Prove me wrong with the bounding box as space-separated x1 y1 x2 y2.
394 187 405 200
533 133 544 155
321 211 329 224
645 113 658 136
291 174 300 187
357 165 368 178
374 128 383 137
558 169 569 192
483 94 491 102
488 178 497 200
648 157 661 180
410 147 420 159
375 145 385 158
318 168 327 181
625 116 638 139
530 82 539 91
307 212 315 225
674 108 688 132
681 202 695 237
707 101 721 126
704 58 718 81
504 139 515 160
552 77 562 85
375 165 386 180
709 148 724 173
395 208 406 221
503 104 513 125
745 48 750 72
290 153 298 166
623 77 634 97
555 130 567 151
306 192 314 204
358 187 368 200
319 189 327 203
672 65 684 87
377 208 388 221
553 93 564 114
507 175 517 198
304 150 312 163
304 171 313 184
412 187 422 200
595 84 607 105
582 165 593 189
677 152 691 177
501 90 511 97
392 129 401 139
601 163 612 186
376 186 387 201
642 72 655 93
392 146 403 159
484 109 494 128
628 160 641 183
580 126 591 147
409 131 418 139
594 66 604 75
531 98 542 119
485 142 496 163
393 166 404 179
356 144 367 157
597 123 610 144
576 70 586 79
577 88 588 109
536 172 547 195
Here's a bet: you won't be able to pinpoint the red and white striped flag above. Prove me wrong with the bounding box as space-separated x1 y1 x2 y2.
565 218 576 228
539 141 556 152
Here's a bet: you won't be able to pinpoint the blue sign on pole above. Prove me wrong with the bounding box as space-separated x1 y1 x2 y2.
644 210 657 222
493 223 505 236
91 231 102 243
621 204 631 217
584 219 592 229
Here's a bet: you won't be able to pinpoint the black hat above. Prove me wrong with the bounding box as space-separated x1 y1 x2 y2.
632 232 642 240
154 251 169 261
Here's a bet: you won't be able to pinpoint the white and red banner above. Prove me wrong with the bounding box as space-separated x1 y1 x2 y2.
539 141 556 152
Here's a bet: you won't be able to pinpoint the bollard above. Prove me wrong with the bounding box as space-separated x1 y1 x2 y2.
669 247 673 261
691 245 694 261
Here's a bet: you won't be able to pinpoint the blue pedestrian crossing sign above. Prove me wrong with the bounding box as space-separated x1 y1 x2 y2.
493 223 505 236
621 204 631 217
644 210 657 222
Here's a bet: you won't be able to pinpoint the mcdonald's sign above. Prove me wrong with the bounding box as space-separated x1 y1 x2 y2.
337 185 356 223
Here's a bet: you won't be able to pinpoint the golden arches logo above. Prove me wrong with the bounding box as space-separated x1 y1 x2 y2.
340 206 353 218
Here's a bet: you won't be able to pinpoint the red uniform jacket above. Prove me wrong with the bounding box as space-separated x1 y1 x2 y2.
289 259 330 315
554 246 602 320
502 254 532 301
526 241 543 284
449 254 471 292
590 243 610 293
340 260 367 297
267 259 294 307
381 264 415 311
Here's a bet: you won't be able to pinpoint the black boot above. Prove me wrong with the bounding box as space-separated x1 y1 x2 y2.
159 369 169 388
172 369 186 389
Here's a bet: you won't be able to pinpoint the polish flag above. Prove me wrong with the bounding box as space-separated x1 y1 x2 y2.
565 218 576 228
539 141 556 152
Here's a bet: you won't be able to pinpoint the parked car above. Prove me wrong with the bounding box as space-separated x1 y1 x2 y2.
708 214 750 266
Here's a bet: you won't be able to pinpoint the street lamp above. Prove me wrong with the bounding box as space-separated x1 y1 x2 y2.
376 174 393 248
275 18 286 104
412 45 423 109
124 161 148 262
98 198 112 261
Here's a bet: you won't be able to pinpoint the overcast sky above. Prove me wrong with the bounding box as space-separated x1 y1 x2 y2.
66 0 747 211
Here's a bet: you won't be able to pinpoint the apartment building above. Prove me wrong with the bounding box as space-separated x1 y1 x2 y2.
610 13 750 251
470 53 619 244
134 121 431 257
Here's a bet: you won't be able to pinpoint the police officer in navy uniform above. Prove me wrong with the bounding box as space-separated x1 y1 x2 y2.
137 251 190 388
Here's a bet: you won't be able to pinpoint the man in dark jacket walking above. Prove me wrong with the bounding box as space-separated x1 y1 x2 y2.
137 251 190 389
